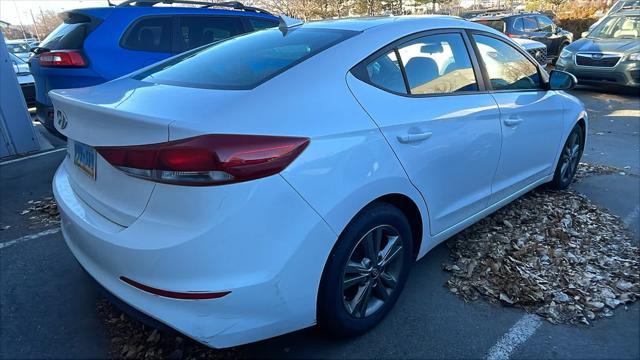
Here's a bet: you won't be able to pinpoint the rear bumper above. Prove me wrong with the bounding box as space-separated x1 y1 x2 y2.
556 58 640 88
53 161 336 348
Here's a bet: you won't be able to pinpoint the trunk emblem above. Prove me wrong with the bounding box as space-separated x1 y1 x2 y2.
56 110 68 129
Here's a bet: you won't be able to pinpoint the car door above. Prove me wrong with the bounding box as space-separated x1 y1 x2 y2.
470 32 564 204
347 30 502 236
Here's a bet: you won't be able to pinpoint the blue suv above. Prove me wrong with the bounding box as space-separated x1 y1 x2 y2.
29 0 278 136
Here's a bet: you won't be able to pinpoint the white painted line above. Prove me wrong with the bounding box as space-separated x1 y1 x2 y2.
623 205 640 228
0 228 60 250
0 148 66 166
486 314 542 360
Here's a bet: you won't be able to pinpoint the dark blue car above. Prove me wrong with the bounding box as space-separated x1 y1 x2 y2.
29 0 278 135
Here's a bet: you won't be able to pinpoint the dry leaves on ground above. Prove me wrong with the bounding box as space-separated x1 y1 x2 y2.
19 196 60 228
574 162 626 180
444 186 639 325
97 299 238 360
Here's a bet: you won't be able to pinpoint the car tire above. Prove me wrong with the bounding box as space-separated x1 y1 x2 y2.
549 123 584 190
317 202 413 337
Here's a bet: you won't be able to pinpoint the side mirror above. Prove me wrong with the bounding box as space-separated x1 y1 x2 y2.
549 70 577 90
581 31 589 38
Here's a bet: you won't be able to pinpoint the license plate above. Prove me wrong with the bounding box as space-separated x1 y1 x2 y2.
73 140 97 180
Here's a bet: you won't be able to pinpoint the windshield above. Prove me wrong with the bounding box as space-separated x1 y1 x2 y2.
589 15 640 38
7 42 30 54
135 27 358 90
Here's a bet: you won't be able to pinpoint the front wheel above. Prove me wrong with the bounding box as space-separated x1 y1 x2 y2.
317 203 413 337
549 123 584 189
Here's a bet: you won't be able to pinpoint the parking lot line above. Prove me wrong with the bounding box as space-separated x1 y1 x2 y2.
623 205 640 228
0 228 60 250
486 314 542 360
0 148 66 166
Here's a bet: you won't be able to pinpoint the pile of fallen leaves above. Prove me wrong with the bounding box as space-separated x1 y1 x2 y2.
97 299 237 359
444 187 639 325
20 196 60 228
574 162 627 180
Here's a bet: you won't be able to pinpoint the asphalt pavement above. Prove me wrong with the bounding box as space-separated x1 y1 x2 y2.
1 88 638 359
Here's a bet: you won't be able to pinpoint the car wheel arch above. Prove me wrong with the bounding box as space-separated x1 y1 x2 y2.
315 192 426 320
552 114 588 173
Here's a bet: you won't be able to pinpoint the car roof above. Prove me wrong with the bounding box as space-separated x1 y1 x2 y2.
72 5 277 20
613 8 640 15
472 12 541 21
304 15 471 32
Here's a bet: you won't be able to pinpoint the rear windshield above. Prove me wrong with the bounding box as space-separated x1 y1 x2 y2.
134 28 358 90
474 19 506 32
40 23 88 50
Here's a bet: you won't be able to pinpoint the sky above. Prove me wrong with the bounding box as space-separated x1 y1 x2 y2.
1 0 110 26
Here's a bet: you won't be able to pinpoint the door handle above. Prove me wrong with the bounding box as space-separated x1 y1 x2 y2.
503 117 524 127
397 132 432 144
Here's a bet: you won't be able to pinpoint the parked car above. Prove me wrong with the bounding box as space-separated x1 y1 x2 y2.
6 39 32 61
9 53 35 107
585 0 640 36
29 0 279 137
471 12 573 63
556 9 639 89
50 16 586 349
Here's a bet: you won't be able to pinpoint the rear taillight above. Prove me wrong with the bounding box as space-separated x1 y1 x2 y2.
39 50 86 67
96 135 310 186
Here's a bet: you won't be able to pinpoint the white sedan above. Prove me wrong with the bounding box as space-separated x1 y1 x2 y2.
51 15 587 348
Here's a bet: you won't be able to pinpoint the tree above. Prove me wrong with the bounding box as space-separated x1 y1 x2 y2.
25 9 62 41
546 0 566 10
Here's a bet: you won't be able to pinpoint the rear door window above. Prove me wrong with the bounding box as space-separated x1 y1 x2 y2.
121 17 172 53
248 18 278 31
40 23 88 50
134 28 357 89
512 18 524 31
177 16 244 52
522 16 539 32
475 20 506 32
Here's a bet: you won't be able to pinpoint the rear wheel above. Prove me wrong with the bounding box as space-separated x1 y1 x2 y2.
549 124 584 189
318 203 413 337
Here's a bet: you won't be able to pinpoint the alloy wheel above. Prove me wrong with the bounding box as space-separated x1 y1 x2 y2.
560 130 581 184
341 225 404 318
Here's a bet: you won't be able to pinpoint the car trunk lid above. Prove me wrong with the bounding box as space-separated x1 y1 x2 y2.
49 79 174 227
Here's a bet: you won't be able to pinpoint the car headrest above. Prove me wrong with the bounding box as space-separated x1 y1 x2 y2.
404 57 439 88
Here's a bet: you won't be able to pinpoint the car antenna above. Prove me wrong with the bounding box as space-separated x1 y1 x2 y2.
279 15 303 35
